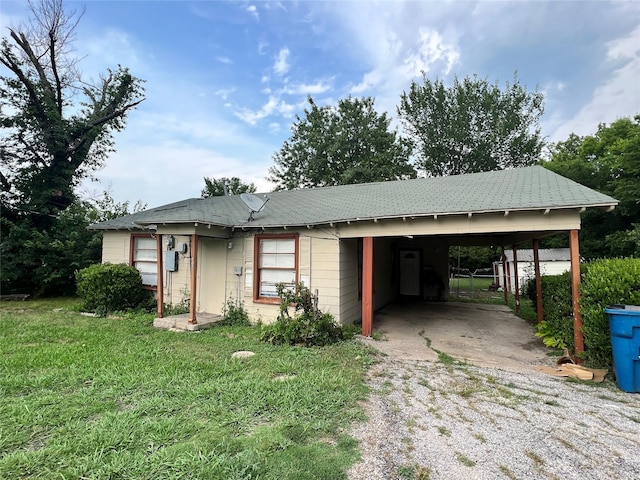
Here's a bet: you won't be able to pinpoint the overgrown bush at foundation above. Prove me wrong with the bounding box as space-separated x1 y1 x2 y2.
525 272 574 351
581 258 640 368
261 283 353 346
221 299 251 326
76 263 153 315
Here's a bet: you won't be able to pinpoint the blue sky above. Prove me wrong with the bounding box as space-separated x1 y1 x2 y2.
1 0 639 208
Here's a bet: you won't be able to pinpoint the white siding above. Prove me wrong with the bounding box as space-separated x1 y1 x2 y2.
495 260 572 293
161 235 193 308
101 232 131 264
339 239 360 325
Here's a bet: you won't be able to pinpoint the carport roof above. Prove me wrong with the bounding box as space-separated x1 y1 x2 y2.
89 166 618 231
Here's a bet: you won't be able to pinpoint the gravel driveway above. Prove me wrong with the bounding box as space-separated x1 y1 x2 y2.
348 354 640 480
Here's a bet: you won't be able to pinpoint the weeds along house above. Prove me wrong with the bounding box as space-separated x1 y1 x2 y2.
89 166 617 338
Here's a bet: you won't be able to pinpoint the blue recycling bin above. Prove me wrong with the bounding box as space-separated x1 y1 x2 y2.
605 305 640 393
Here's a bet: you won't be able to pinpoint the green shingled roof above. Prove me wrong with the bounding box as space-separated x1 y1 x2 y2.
89 166 618 231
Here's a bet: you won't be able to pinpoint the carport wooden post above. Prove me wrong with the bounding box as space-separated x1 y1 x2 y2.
362 237 374 337
570 229 584 359
512 244 520 315
156 234 164 319
501 246 508 304
532 239 543 324
189 234 199 325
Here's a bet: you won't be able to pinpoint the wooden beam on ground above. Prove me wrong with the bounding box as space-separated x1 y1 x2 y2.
513 244 520 316
532 238 543 324
156 234 164 319
570 229 584 361
362 237 374 337
189 234 199 325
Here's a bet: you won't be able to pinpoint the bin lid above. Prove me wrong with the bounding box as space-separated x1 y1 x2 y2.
605 304 640 314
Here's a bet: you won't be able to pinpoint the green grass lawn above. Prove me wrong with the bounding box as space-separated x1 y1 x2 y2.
0 300 375 479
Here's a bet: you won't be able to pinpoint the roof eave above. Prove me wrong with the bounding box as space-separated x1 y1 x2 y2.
233 202 619 230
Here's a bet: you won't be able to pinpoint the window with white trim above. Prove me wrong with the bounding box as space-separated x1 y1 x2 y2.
255 235 298 300
131 235 158 287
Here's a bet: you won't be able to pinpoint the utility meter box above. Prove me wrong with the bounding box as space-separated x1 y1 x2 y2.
234 266 243 276
165 251 179 272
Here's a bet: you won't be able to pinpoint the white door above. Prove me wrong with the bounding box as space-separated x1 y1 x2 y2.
198 238 228 314
399 250 421 296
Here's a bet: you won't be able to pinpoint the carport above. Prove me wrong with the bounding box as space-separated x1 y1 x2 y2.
358 301 551 371
334 167 618 359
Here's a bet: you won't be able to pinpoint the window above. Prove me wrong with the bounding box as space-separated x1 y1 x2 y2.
254 234 298 301
130 235 157 288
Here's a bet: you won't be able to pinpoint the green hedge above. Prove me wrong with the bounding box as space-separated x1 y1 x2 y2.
76 263 153 315
581 258 640 368
525 272 574 351
528 258 640 368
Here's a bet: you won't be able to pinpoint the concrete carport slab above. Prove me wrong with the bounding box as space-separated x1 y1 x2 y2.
358 302 552 373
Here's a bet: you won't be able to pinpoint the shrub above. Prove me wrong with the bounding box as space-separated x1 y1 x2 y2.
76 263 151 316
221 299 251 326
260 283 346 346
580 258 640 368
529 272 575 351
164 290 190 316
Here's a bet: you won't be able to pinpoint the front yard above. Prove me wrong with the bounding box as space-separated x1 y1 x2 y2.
0 300 374 479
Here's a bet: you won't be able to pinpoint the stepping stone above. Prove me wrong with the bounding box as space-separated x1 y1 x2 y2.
231 350 255 358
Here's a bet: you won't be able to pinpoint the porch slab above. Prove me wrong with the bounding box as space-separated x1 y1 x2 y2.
153 312 223 331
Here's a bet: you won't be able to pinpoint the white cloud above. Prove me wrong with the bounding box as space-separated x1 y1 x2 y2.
547 25 640 142
325 3 461 118
233 95 299 125
283 81 332 95
247 5 259 20
350 71 382 94
402 29 460 77
81 28 143 73
214 88 235 100
216 56 232 64
234 96 280 125
273 47 290 75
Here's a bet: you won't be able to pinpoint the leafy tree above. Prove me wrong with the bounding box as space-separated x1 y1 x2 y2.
0 0 144 295
398 73 545 176
268 96 415 190
449 246 500 272
542 116 640 259
0 0 145 226
0 196 143 296
201 176 256 198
